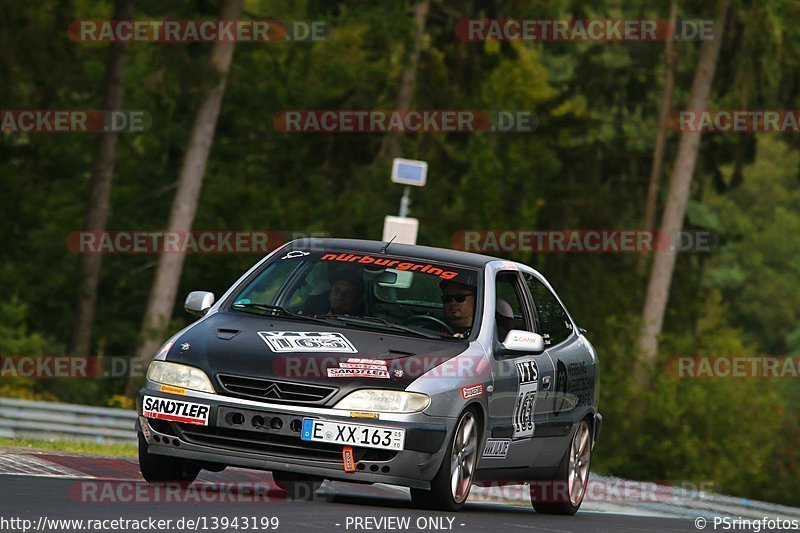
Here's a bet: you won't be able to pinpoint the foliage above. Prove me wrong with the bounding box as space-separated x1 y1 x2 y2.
0 0 798 505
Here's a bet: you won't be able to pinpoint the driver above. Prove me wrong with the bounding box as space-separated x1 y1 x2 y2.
440 280 476 338
327 270 364 315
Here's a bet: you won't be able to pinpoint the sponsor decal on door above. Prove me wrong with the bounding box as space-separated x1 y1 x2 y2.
482 438 510 458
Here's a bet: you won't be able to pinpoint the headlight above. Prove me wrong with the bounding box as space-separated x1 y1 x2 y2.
147 361 216 394
334 390 430 413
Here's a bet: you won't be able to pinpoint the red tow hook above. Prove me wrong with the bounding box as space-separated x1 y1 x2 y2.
342 445 355 472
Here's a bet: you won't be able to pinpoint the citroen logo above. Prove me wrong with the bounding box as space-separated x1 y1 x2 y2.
263 384 280 398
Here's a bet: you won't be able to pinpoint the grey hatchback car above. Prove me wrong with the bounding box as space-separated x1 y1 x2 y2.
136 239 601 514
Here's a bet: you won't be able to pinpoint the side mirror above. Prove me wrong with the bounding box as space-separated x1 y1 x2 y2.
500 330 545 355
185 291 215 317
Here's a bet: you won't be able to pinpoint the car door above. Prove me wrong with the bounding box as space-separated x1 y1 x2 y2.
522 272 597 464
484 270 555 469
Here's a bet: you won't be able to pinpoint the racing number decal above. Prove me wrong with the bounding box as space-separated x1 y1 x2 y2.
512 360 538 439
258 331 358 353
515 391 535 436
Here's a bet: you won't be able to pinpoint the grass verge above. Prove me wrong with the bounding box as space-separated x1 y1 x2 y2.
0 437 136 457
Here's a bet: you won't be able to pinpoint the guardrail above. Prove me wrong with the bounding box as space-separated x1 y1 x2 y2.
0 398 136 443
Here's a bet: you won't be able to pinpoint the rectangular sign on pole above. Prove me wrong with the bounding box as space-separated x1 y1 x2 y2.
391 158 427 187
382 216 418 245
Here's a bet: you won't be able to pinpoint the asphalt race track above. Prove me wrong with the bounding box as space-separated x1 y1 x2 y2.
0 448 720 533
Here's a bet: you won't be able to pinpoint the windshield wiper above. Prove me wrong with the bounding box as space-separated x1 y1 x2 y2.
231 303 344 326
334 315 441 339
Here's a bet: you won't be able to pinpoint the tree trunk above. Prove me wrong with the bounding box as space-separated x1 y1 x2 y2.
635 1 730 386
125 0 244 396
378 0 430 162
637 0 677 276
71 0 134 356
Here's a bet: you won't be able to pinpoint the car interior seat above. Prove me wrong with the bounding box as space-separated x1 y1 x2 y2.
496 298 515 342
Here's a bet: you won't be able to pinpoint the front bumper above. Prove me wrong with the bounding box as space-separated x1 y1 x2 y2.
136 384 452 490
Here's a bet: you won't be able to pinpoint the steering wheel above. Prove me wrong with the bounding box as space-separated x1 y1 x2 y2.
402 314 455 336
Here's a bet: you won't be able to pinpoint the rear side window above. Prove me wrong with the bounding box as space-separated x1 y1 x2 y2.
524 274 573 346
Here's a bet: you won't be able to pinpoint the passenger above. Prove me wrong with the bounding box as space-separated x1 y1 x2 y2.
327 270 364 315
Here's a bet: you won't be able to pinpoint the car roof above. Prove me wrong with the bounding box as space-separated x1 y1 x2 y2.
287 238 503 269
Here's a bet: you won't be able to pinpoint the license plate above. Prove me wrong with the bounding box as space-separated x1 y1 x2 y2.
300 418 405 450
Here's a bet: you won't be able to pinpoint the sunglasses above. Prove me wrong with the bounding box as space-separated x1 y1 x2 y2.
441 293 473 304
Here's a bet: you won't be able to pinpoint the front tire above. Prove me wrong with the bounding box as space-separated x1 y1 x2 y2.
531 419 592 515
138 433 200 487
410 409 480 511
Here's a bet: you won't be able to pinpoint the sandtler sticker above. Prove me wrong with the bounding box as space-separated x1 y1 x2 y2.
142 396 210 426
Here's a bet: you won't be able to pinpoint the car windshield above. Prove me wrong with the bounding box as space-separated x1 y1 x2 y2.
228 249 481 340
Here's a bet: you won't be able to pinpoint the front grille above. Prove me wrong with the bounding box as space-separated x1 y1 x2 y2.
216 374 337 405
171 423 397 463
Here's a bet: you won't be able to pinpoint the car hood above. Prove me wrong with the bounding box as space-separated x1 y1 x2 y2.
164 311 471 406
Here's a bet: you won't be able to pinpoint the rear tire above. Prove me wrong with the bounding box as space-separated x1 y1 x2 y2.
531 419 592 515
271 471 323 500
138 433 200 487
410 409 480 511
